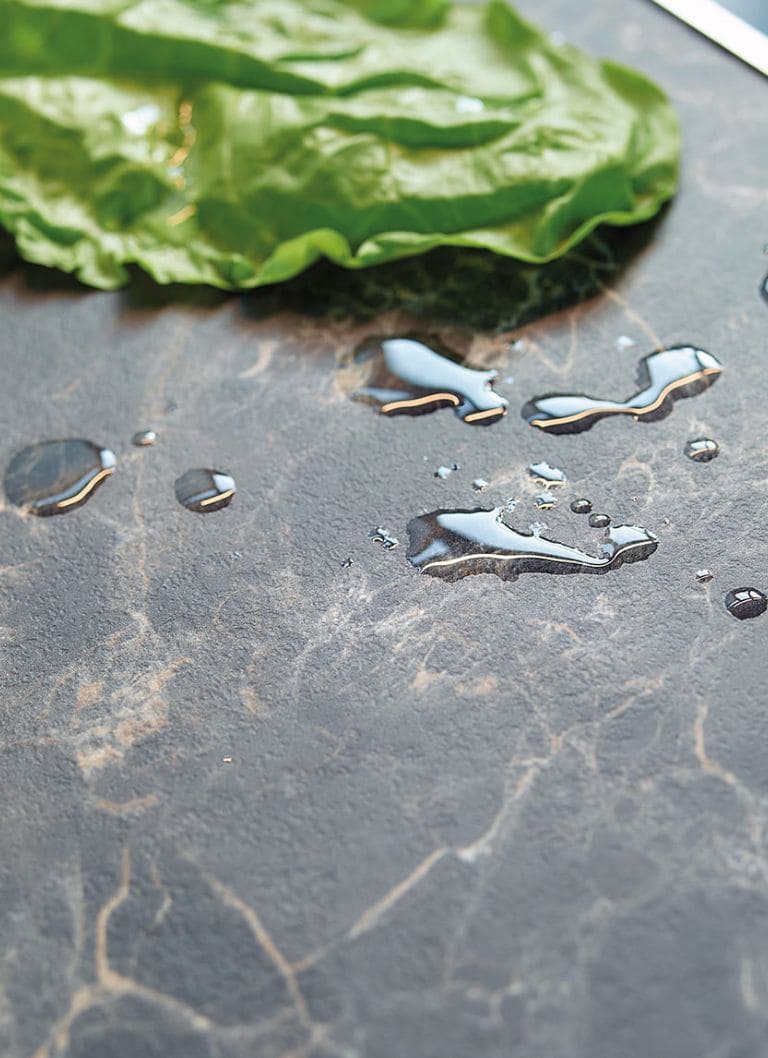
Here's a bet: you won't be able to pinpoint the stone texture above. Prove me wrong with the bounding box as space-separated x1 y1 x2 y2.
1 2 767 1056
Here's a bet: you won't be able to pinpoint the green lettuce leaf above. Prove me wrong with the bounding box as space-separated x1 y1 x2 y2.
0 0 680 290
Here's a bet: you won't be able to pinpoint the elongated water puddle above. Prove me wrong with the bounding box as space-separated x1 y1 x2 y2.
522 346 722 434
407 507 657 581
344 336 508 425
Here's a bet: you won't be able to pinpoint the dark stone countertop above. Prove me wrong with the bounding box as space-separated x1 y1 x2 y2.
1 3 767 1056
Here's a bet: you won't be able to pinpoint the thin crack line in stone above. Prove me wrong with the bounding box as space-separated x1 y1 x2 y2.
204 872 314 1029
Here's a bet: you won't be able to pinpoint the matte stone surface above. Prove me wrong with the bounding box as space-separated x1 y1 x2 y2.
1 3 767 1056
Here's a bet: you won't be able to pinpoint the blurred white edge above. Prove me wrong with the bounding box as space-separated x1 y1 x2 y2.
649 0 768 76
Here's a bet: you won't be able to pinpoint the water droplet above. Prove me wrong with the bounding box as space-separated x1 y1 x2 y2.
4 439 116 516
695 569 714 583
522 346 723 434
472 478 489 492
725 587 767 621
504 497 518 512
455 95 485 114
535 491 558 511
121 103 162 135
528 461 566 485
684 438 720 463
434 465 453 480
589 513 611 528
570 498 592 514
369 526 399 550
340 557 353 568
407 508 657 582
615 335 636 351
528 521 549 537
174 468 235 513
132 429 158 447
345 336 508 425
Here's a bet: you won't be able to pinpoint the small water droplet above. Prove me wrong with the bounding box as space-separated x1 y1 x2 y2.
528 461 566 485
504 497 518 512
725 587 767 620
369 526 399 550
615 335 636 351
132 429 158 447
695 569 714 583
340 557 353 568
344 336 508 425
455 95 485 114
121 103 162 135
535 491 558 511
174 468 235 513
523 346 723 434
684 438 720 463
472 478 489 492
4 439 116 516
589 513 611 528
406 508 657 582
570 498 592 514
528 521 549 536
222 755 233 764
435 465 453 480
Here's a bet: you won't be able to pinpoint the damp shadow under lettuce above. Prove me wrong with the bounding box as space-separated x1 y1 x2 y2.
0 214 662 331
240 217 662 331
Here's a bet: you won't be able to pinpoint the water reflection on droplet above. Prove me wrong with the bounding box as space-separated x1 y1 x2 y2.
455 95 485 113
684 438 719 463
406 507 657 582
174 468 235 513
369 526 399 550
522 346 723 434
345 336 508 425
725 587 767 620
570 498 592 514
4 439 116 516
695 569 714 583
528 461 566 485
121 103 162 135
535 491 557 511
132 430 158 447
589 513 611 528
